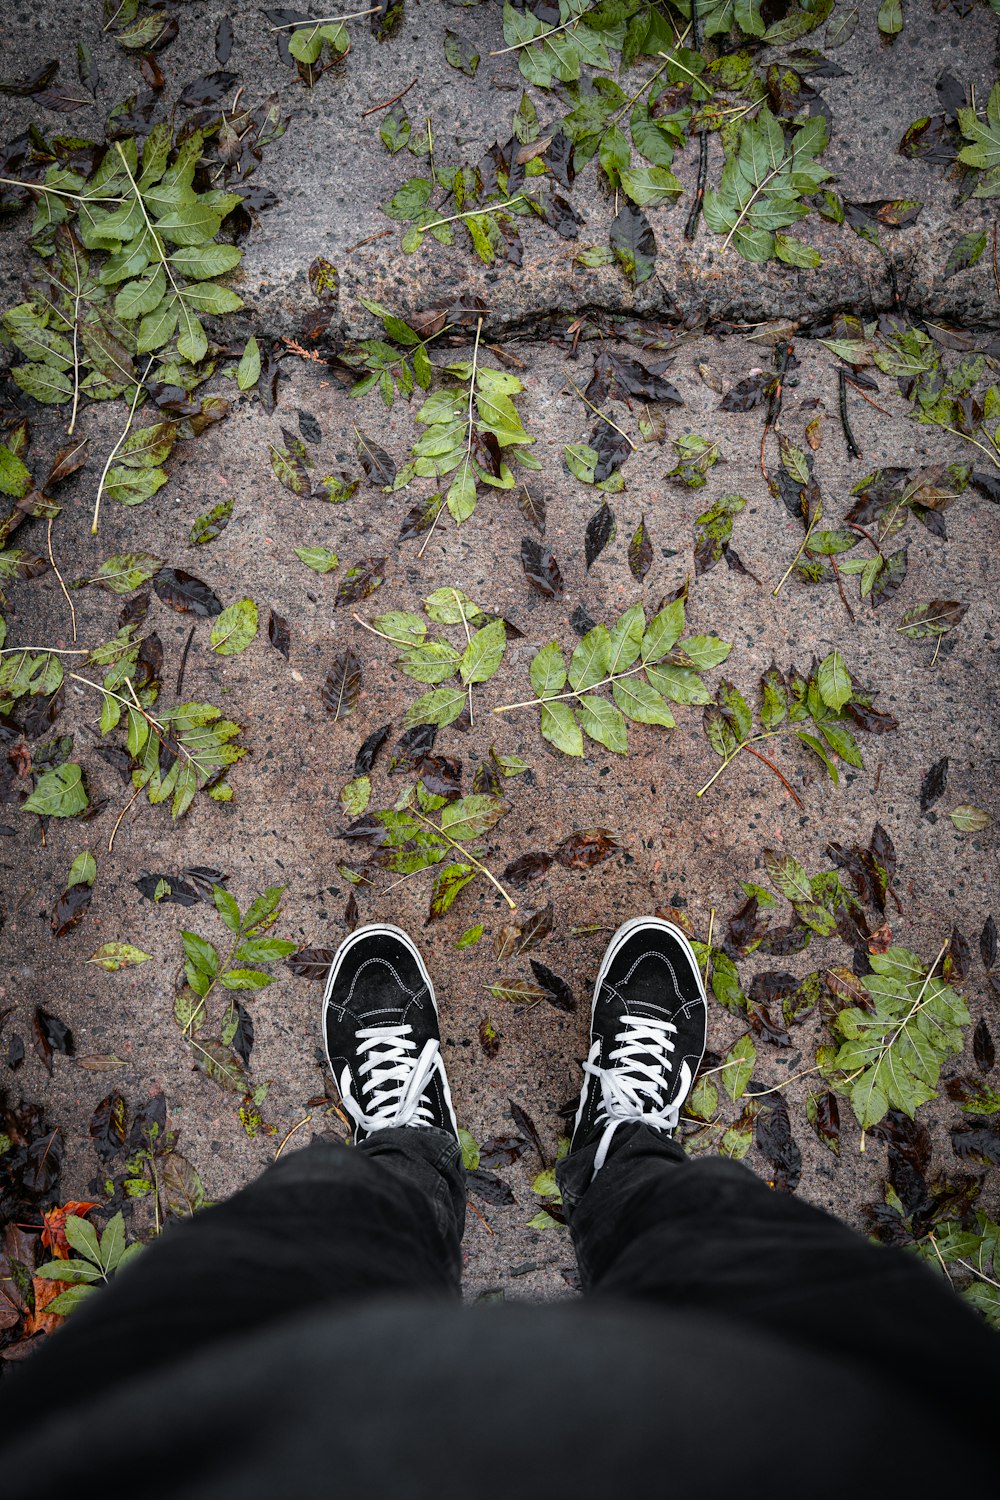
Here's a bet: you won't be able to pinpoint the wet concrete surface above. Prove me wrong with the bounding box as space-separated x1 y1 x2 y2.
0 2 998 1304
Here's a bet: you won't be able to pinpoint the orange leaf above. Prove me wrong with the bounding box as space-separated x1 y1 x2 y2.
41 1200 100 1259
23 1275 67 1337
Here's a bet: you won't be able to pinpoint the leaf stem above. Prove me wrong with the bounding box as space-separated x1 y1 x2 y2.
720 154 794 255
930 420 1000 471
416 197 526 237
418 314 483 559
489 6 596 55
90 356 153 534
772 508 821 597
269 7 378 27
453 587 474 727
410 807 516 910
561 365 636 449
0 176 124 204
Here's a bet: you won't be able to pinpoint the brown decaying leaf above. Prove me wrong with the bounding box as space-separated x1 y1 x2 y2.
355 723 391 776
494 902 554 961
628 515 652 582
286 947 335 981
50 876 91 936
89 1093 127 1162
807 1090 840 1156
153 568 223 617
478 1015 500 1058
517 486 546 533
554 828 620 869
322 650 363 719
336 558 386 607
867 921 892 954
355 430 396 487
503 850 554 886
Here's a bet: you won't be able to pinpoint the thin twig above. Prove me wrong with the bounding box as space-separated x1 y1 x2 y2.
838 367 862 458
743 743 803 807
844 378 892 416
489 6 594 55
466 1198 495 1236
993 220 999 307
360 77 417 116
65 232 83 438
772 510 821 596
416 197 526 238
46 517 77 643
410 804 516 910
107 780 144 854
829 554 855 622
176 625 195 696
269 7 377 28
453 588 474 727
274 1115 314 1160
345 228 393 253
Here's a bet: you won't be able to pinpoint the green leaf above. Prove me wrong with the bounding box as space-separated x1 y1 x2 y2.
620 165 683 207
774 233 821 268
11 362 74 404
609 202 656 286
440 794 507 842
403 685 467 729
444 29 479 76
168 243 243 279
210 598 258 656
817 650 851 710
295 546 339 574
0 443 32 498
69 851 97 888
91 551 162 593
429 861 476 919
22 763 88 817
797 730 839 784
455 924 483 950
569 624 612 691
877 0 903 35
612 676 675 728
641 602 685 663
64 1213 102 1266
950 804 991 832
458 1127 480 1171
221 967 275 991
233 936 297 963
530 641 567 698
88 941 152 971
340 775 371 817
190 499 233 546
722 1035 756 1101
460 619 506 685
540 700 583 757
236 335 261 391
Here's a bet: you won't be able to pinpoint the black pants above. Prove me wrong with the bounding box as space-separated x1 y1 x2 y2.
3 1125 996 1496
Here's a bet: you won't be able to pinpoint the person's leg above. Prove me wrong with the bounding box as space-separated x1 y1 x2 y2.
556 917 995 1365
7 924 465 1401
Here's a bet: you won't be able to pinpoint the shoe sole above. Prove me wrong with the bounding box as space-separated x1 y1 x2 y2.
320 922 459 1138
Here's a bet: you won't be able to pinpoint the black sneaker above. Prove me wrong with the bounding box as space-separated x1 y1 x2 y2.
321 924 458 1145
569 916 708 1172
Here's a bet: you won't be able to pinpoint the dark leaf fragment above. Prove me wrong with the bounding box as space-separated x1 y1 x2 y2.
973 1017 995 1072
467 1168 515 1206
520 537 563 598
215 15 234 63
806 1090 840 1156
584 502 615 570
980 916 997 971
517 485 546 534
355 723 391 776
153 568 223 618
950 1122 1000 1166
322 651 363 719
920 756 948 812
33 1008 74 1073
721 373 769 412
609 202 656 286
529 959 576 1012
285 947 335 981
90 1093 127 1161
229 1001 255 1065
755 1097 801 1192
50 882 92 937
509 1099 546 1167
268 609 290 659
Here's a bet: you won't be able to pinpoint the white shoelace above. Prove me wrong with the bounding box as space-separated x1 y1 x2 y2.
583 1012 681 1173
339 1023 442 1132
